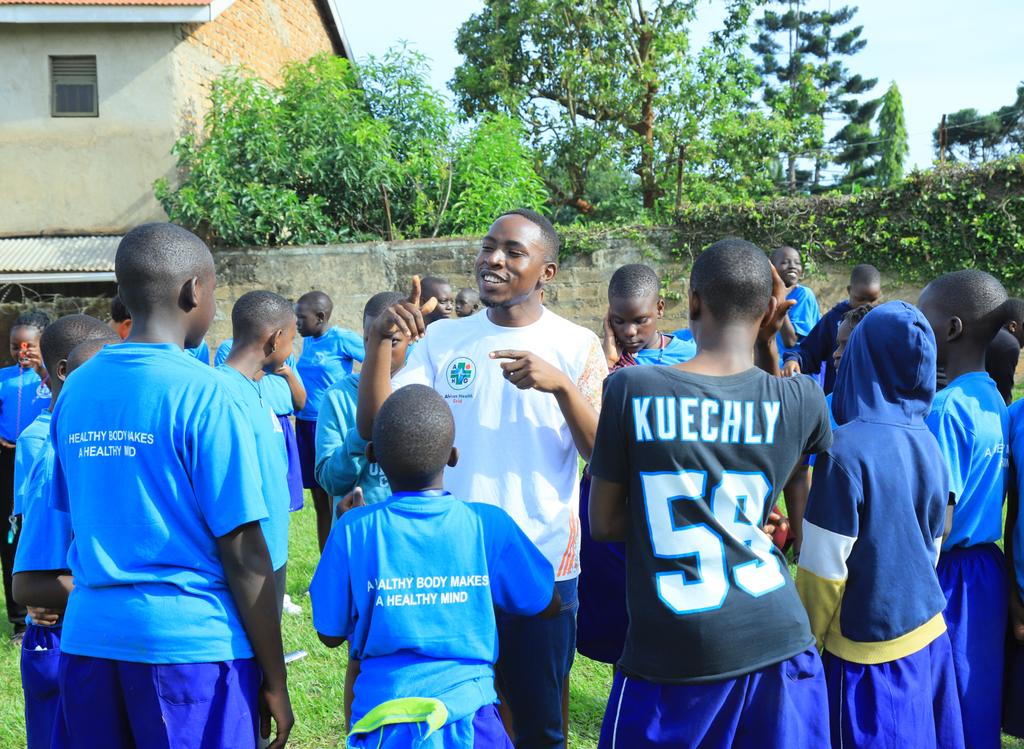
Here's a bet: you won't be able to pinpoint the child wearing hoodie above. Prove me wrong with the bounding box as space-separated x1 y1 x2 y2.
316 292 410 513
797 301 964 749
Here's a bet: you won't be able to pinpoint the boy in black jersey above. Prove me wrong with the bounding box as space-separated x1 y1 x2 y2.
589 238 833 748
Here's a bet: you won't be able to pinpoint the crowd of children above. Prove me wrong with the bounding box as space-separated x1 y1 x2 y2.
3 210 1024 749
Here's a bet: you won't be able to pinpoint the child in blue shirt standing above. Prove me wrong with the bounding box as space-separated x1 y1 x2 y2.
579 264 694 666
797 302 964 749
216 334 307 512
49 223 292 749
311 384 558 747
12 314 116 749
770 246 820 365
918 269 1011 749
316 291 409 512
295 290 365 552
1 309 51 642
217 291 299 617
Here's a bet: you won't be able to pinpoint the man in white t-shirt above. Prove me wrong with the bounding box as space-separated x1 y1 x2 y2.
357 209 607 748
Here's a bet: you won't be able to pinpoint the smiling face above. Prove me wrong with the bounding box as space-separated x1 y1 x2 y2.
771 247 803 289
9 326 41 368
609 294 664 354
475 214 556 309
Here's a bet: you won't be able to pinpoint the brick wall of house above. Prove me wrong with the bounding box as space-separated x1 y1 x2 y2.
171 0 336 129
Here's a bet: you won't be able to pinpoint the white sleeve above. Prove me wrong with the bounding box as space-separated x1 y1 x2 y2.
391 339 433 389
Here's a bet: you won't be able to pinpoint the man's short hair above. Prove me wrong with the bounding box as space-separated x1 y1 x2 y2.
850 264 881 287
498 208 560 262
690 239 773 324
231 291 294 342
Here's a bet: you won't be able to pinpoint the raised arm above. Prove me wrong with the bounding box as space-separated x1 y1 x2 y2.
755 266 796 377
356 277 436 440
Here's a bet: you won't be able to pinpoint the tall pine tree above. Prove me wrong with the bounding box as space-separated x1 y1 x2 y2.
752 1 876 191
875 82 908 186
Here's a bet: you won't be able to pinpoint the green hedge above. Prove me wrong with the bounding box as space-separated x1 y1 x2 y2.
563 158 1024 292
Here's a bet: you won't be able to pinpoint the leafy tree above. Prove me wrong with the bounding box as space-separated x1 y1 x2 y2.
451 0 780 218
935 84 1024 164
155 52 546 245
874 82 908 186
752 1 876 190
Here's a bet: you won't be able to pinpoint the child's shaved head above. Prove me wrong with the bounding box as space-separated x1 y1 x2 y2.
40 314 114 375
297 291 333 316
114 224 214 316
372 385 454 488
363 292 406 326
608 264 660 301
67 336 119 373
231 291 295 343
690 239 773 324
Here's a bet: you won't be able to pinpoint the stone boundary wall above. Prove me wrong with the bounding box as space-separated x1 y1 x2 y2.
210 234 927 346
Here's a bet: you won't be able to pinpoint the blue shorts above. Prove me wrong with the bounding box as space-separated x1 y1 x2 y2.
577 472 627 665
277 415 304 511
21 623 63 749
823 632 964 749
349 703 512 748
938 543 1007 749
57 653 260 749
294 417 320 491
496 577 577 748
598 648 828 749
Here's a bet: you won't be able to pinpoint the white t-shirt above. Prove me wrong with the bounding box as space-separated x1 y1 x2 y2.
392 308 607 579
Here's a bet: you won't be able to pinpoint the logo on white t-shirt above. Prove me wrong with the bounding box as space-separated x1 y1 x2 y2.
447 357 476 391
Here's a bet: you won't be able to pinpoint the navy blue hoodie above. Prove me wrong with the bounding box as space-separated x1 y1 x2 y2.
797 301 949 663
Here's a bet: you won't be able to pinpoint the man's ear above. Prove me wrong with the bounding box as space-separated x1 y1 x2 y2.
656 297 666 319
688 288 702 321
180 277 200 312
447 446 459 468
947 316 965 342
538 261 558 287
366 441 377 464
56 358 69 383
316 310 327 324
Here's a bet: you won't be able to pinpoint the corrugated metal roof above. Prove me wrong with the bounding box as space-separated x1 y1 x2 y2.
0 235 119 273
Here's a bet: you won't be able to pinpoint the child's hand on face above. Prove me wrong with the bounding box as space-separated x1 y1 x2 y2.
602 311 620 367
490 350 570 394
757 265 797 344
370 276 439 344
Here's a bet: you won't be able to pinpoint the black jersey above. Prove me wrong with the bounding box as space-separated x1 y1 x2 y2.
590 366 832 683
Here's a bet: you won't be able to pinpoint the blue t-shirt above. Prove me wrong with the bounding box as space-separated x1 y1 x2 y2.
12 409 52 516
926 371 1008 550
668 329 699 362
13 412 68 574
0 365 50 443
214 339 301 417
185 339 211 365
777 285 820 365
296 327 365 421
630 334 696 367
310 491 553 723
216 365 291 570
1008 399 1024 596
50 343 267 664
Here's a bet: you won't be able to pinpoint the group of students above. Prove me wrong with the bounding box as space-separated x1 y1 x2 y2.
2 208 1024 749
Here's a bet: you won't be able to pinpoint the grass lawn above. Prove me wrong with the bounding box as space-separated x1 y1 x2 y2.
1 491 1021 747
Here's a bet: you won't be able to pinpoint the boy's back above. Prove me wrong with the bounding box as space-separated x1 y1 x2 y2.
51 343 266 662
927 372 1008 549
312 493 552 724
593 364 830 681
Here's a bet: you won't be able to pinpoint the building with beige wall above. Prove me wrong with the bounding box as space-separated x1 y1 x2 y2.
0 0 350 241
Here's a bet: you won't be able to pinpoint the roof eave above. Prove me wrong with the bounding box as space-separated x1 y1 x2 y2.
0 0 233 24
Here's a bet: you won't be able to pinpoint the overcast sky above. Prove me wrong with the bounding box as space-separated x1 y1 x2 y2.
336 0 1024 172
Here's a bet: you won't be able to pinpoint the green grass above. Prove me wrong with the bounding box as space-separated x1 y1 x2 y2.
3 494 1021 747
